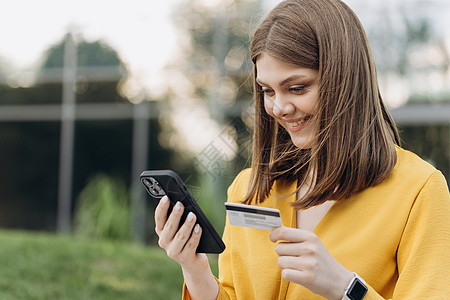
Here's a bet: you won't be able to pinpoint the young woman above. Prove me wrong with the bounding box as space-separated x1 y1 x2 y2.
154 0 450 299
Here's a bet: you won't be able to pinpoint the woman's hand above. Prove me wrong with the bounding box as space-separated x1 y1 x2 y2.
154 195 207 270
154 195 219 300
270 226 354 300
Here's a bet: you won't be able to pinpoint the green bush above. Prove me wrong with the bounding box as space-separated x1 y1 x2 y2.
0 230 200 299
74 173 130 241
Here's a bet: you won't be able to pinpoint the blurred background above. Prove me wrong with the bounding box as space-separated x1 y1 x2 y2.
0 0 449 297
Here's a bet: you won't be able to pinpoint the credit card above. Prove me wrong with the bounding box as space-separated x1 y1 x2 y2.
225 202 282 231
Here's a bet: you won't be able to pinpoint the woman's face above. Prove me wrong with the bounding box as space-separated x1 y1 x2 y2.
256 53 319 149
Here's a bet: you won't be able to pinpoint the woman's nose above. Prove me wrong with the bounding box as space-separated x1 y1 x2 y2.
272 95 295 117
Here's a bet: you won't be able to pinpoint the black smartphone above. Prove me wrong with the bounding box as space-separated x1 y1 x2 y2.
140 170 225 254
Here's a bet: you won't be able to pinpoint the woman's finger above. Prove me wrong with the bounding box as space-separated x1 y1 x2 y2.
158 201 184 248
280 268 312 285
166 212 198 257
270 226 318 243
154 195 170 234
183 224 202 252
177 224 203 264
277 255 316 272
275 241 318 256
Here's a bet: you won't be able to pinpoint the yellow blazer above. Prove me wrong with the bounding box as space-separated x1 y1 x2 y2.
184 147 450 299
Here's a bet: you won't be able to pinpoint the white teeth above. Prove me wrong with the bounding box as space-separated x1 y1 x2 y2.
287 116 310 127
288 120 305 126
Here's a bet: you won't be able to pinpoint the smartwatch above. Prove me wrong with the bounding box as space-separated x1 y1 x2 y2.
342 273 368 300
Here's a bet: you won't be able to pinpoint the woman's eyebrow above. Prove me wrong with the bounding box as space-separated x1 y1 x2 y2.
256 75 307 87
279 75 307 86
255 78 267 86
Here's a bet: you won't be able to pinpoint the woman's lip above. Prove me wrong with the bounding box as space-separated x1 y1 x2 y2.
283 115 312 132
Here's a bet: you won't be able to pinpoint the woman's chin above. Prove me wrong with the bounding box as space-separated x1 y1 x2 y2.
291 136 313 149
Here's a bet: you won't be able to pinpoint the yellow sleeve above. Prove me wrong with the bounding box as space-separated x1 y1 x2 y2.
339 170 450 300
182 277 231 300
393 170 450 298
182 283 191 300
216 219 235 299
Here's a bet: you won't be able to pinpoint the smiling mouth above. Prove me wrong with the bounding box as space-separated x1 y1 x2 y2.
286 115 312 127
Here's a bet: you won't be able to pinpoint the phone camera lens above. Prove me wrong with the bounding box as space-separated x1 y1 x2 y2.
142 177 166 197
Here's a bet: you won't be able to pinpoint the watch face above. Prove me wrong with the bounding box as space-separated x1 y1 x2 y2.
348 278 368 300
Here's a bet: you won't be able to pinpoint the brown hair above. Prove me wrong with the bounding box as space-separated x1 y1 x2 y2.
244 0 400 209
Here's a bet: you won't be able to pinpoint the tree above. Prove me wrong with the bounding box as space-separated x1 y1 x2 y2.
362 0 450 184
39 33 129 104
163 0 264 178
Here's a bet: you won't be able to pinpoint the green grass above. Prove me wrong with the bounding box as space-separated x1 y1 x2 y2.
0 230 218 299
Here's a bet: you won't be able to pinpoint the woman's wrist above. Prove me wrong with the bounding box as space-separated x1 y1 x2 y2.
329 269 355 300
181 256 219 300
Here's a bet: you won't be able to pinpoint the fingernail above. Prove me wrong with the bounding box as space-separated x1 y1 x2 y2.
161 196 168 204
187 212 194 222
174 202 181 211
194 224 200 233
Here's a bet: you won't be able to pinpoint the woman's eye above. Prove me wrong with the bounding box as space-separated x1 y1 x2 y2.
289 85 306 93
258 89 275 97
